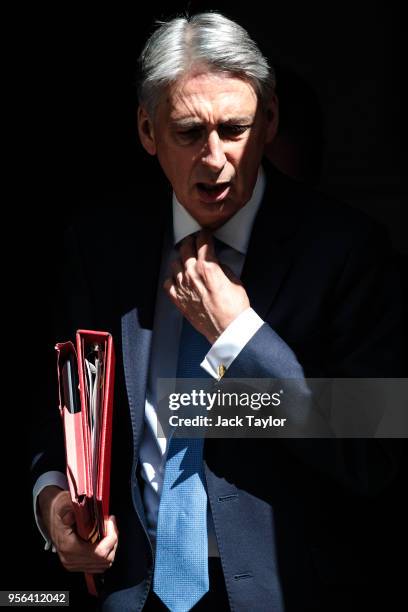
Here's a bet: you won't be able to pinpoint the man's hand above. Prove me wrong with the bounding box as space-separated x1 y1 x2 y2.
38 486 118 573
164 230 250 343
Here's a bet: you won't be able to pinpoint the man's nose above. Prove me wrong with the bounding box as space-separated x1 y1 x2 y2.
201 131 226 172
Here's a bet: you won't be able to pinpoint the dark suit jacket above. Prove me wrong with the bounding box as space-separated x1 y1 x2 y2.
31 160 404 611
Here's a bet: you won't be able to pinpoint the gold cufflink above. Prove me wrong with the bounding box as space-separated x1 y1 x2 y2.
217 364 226 379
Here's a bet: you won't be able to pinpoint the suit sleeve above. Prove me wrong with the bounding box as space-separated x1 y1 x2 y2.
223 222 405 495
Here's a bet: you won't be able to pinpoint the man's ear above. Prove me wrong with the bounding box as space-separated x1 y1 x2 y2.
264 93 279 144
137 106 157 155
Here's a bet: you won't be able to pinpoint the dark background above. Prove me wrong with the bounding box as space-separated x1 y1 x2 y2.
6 0 406 609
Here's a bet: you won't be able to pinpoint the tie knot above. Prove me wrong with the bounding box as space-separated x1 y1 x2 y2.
175 232 225 252
213 236 226 256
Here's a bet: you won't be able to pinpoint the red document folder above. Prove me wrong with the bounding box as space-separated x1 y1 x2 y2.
55 330 115 596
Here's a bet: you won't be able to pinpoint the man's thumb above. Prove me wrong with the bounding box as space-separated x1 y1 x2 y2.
60 508 75 527
105 515 118 537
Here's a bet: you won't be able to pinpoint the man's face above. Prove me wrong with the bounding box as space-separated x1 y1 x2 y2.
138 72 278 228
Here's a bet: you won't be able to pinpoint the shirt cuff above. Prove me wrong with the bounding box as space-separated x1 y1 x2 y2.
33 471 69 552
201 307 264 379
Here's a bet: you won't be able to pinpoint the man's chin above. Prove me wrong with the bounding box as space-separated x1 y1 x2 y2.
193 199 239 229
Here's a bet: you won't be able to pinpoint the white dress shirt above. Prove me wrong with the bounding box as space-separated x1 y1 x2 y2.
33 167 266 554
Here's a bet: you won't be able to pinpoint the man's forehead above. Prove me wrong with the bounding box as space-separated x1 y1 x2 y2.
160 81 258 126
162 72 258 113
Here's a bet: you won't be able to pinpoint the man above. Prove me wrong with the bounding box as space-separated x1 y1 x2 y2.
31 12 404 612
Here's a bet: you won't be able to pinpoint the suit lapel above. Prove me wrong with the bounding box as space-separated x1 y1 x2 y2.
121 309 153 456
120 195 171 459
242 162 307 319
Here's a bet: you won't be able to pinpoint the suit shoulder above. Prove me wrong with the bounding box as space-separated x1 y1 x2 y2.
267 164 388 244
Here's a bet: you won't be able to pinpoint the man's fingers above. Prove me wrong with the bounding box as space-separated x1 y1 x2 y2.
56 514 119 574
163 277 172 292
105 515 119 548
94 516 119 560
170 259 184 285
171 256 205 293
179 234 197 265
56 499 76 534
165 281 181 309
196 230 217 262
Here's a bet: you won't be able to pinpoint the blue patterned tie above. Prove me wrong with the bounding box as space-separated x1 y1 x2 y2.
153 319 211 612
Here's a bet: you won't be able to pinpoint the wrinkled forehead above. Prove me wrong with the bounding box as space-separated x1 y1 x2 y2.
157 70 260 123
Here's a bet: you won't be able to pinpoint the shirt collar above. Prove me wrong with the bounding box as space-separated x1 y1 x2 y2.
172 166 265 255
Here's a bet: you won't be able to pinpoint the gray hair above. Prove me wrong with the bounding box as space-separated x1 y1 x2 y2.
137 12 276 117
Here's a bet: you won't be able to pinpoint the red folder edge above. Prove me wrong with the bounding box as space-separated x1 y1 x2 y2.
56 331 115 597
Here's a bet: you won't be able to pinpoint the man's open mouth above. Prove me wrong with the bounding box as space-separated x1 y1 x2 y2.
197 182 231 197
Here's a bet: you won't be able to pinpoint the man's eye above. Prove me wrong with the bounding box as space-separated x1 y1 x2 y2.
219 125 251 138
177 128 202 139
